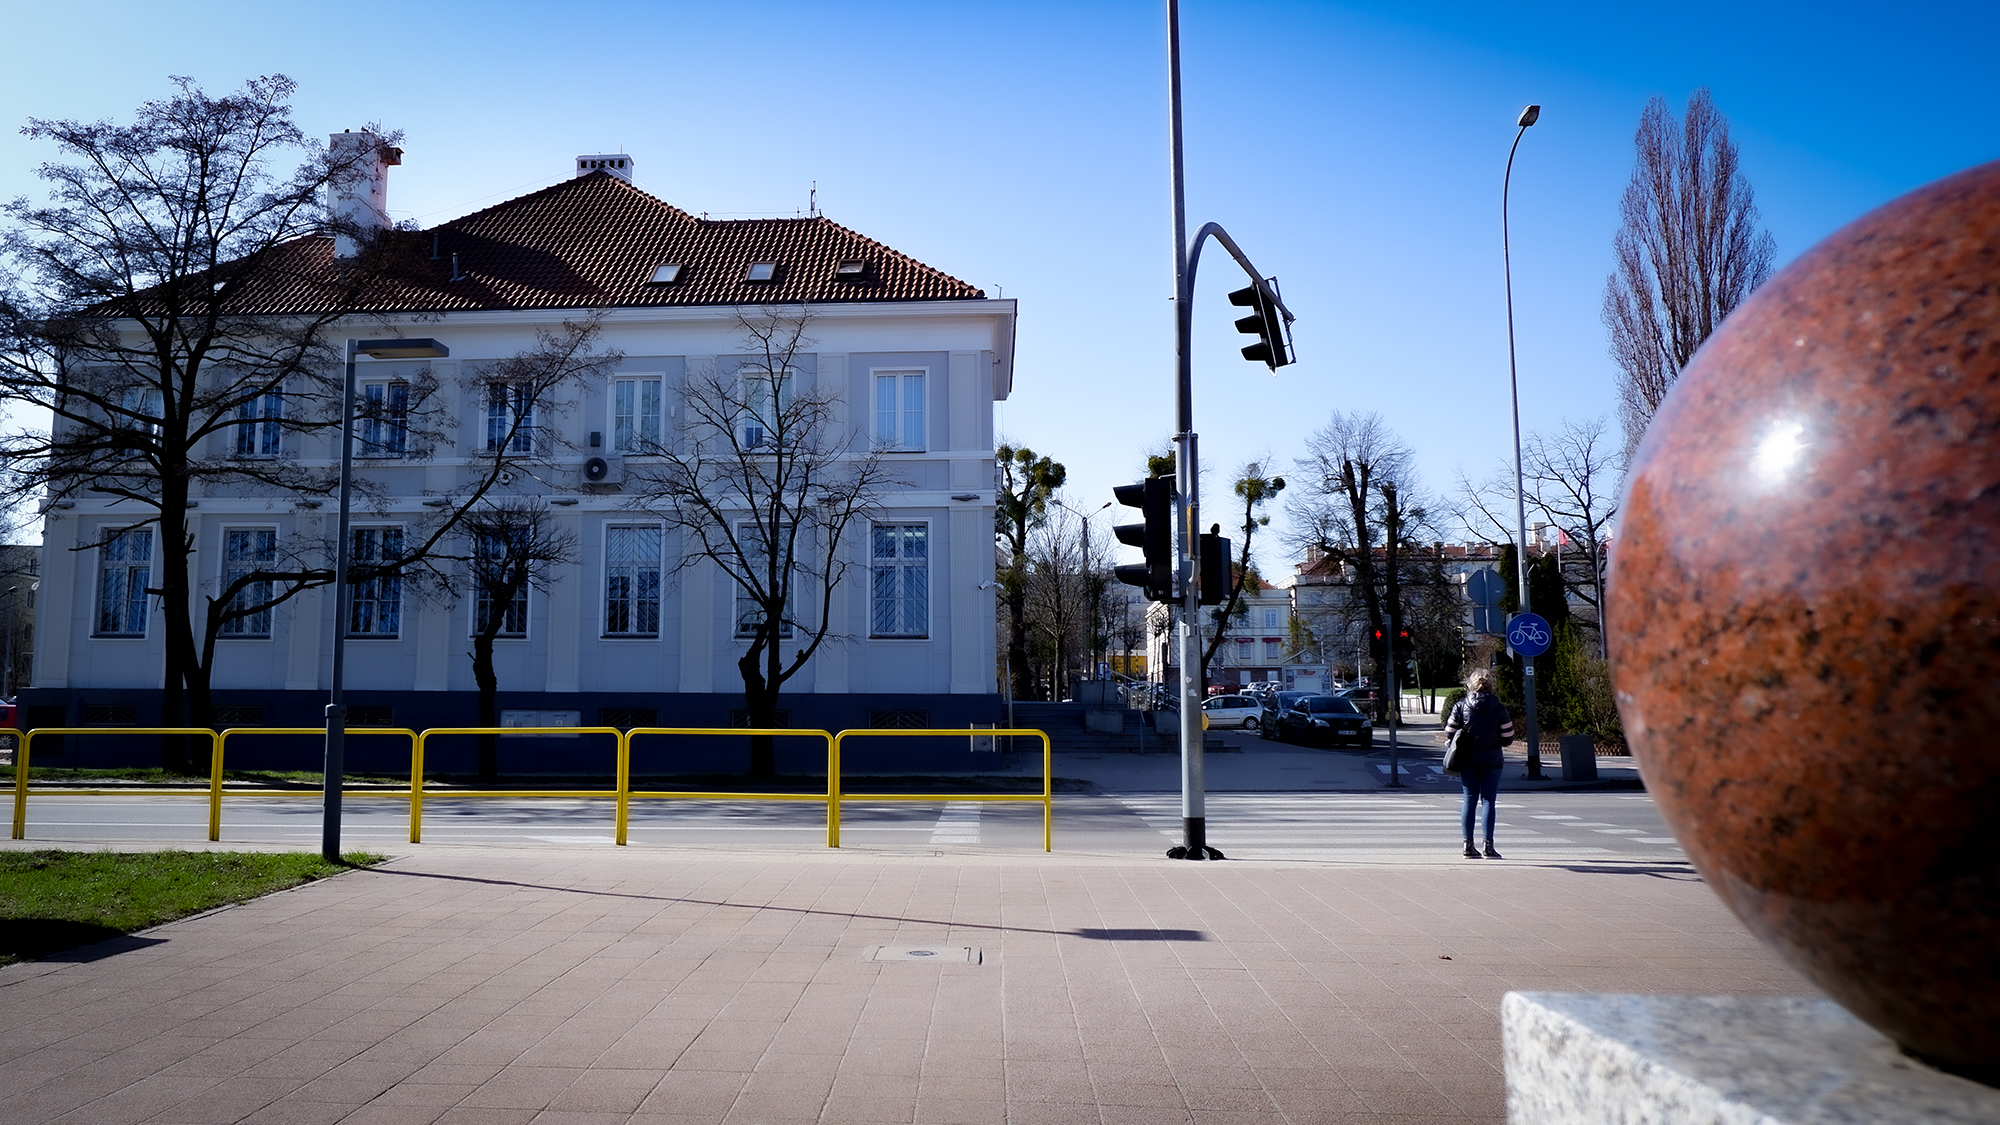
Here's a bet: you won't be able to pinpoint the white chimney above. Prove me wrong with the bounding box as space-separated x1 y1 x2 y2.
575 153 634 182
328 130 401 258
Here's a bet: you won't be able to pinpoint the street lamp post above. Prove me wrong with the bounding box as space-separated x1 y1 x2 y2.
1053 498 1112 693
324 337 447 862
1503 103 1545 780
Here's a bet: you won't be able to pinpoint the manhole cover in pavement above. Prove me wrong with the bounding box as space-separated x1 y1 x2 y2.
864 945 981 964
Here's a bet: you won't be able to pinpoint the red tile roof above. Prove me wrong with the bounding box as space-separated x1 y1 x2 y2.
211 172 985 315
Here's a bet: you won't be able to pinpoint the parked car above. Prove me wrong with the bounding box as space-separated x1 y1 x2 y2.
1275 694 1374 748
1199 694 1263 730
1258 691 1315 739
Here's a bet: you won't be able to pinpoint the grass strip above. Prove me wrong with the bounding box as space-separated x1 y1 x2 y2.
0 849 383 965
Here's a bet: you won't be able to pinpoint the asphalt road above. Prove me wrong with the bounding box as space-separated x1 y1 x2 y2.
7 789 1684 865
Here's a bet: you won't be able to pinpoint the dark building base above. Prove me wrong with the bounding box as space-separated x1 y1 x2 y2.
15 689 1013 775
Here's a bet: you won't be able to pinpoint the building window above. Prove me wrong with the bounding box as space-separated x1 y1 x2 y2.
95 528 152 637
360 379 409 456
740 370 792 449
485 383 534 453
219 528 277 637
872 370 925 451
348 526 403 637
1263 609 1281 629
234 388 282 457
735 524 794 638
604 525 661 637
118 386 163 437
473 529 528 637
612 375 663 454
1264 639 1283 661
871 522 928 638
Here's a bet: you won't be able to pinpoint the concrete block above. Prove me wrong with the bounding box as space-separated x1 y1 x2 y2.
1558 734 1598 782
1083 710 1124 734
1503 992 2000 1124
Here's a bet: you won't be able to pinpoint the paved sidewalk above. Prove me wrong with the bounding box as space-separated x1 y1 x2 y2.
0 838 1807 1125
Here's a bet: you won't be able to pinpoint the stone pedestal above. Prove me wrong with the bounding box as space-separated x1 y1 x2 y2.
1503 992 2000 1124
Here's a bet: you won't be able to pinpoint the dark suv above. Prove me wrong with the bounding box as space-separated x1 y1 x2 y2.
1257 691 1314 739
1275 694 1374 748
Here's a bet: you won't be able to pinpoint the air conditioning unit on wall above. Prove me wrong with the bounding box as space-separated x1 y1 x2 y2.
581 455 623 487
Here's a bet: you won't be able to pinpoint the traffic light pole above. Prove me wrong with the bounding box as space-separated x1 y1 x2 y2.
1164 0 1293 860
1166 0 1209 860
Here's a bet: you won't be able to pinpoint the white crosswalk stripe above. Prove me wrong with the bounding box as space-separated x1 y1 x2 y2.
1114 794 1681 859
931 801 981 844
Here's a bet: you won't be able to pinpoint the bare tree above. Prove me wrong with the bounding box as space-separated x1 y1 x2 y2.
1198 463 1284 689
994 443 1065 700
1450 416 1621 657
628 307 890 778
1604 88 1775 457
187 316 615 740
0 75 413 765
450 502 576 784
1520 418 1621 657
1289 413 1428 718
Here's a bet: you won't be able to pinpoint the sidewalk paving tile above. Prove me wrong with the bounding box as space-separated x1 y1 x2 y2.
0 838 1812 1124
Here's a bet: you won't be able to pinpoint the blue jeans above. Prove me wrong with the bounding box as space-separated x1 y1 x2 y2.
1460 766 1499 843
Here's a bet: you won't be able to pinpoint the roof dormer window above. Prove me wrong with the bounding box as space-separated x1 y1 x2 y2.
743 262 777 282
647 263 683 285
834 260 867 280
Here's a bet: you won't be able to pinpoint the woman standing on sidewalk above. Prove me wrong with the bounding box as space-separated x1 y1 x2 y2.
1442 670 1514 859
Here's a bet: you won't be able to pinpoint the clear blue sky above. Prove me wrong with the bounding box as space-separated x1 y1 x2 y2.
5 1 1995 565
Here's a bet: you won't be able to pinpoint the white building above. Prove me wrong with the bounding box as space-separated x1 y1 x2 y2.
25 143 1015 772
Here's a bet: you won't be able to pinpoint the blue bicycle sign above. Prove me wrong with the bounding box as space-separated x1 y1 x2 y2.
1507 612 1553 657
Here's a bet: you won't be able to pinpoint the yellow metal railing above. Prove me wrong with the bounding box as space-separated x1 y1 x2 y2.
13 728 220 841
830 728 1055 852
409 726 626 843
620 727 840 846
11 726 420 841
11 724 1054 851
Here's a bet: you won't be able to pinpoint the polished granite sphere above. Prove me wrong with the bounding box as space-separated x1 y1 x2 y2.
1608 160 2000 1084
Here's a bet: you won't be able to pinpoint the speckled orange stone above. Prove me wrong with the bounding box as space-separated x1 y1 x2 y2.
1609 160 2000 1084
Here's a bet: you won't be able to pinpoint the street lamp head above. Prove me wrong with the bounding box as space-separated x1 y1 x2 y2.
1518 104 1541 128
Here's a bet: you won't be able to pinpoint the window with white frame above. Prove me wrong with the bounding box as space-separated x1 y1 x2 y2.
347 526 403 637
612 374 663 455
118 386 163 437
473 528 529 637
735 523 794 638
739 369 792 449
220 528 277 637
95 528 152 636
1262 608 1280 629
234 388 282 457
870 522 928 638
872 370 925 451
360 379 409 456
1264 638 1283 662
485 383 534 453
603 525 661 637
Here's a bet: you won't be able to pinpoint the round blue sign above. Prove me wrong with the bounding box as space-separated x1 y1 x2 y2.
1507 612 1553 657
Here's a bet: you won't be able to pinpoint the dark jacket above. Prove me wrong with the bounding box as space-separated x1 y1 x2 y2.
1445 691 1514 770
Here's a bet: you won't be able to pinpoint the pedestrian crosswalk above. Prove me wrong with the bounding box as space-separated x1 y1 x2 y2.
1114 794 1685 861
931 801 982 844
